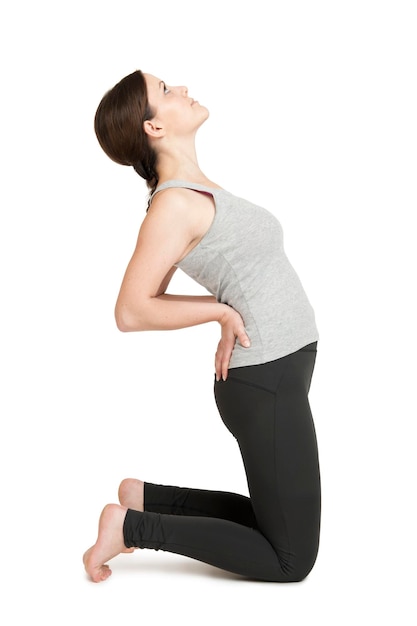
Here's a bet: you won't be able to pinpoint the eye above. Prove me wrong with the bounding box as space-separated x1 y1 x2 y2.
163 83 170 95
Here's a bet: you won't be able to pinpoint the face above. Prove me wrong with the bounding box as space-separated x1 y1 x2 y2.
143 73 209 138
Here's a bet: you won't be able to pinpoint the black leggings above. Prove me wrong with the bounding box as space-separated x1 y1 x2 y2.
123 343 320 582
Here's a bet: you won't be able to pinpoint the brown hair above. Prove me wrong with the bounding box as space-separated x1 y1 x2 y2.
94 70 159 199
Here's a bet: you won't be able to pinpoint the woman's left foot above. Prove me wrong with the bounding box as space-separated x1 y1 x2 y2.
83 503 134 583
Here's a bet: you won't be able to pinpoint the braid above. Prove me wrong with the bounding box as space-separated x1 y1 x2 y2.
132 152 159 209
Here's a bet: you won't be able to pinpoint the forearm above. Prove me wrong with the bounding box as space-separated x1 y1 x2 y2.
115 293 224 332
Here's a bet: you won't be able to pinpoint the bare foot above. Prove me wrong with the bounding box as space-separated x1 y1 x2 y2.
83 503 134 583
118 478 144 511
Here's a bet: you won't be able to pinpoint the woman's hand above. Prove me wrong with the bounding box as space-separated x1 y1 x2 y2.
215 306 250 381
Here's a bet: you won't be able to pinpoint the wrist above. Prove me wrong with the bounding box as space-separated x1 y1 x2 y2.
217 303 232 325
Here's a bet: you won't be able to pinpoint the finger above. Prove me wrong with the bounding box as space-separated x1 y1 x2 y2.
215 348 222 381
215 341 224 381
215 341 231 382
221 359 230 381
221 342 234 381
237 327 250 348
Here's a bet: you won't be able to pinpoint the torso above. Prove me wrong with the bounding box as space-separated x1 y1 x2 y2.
149 179 319 368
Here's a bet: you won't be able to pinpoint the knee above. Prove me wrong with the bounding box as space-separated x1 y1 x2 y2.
284 553 318 583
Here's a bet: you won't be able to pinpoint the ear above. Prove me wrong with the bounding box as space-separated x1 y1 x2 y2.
143 119 165 139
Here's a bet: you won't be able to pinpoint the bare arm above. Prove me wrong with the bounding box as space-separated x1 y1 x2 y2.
114 190 249 379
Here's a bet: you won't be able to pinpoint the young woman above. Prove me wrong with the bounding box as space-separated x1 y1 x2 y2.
83 70 321 583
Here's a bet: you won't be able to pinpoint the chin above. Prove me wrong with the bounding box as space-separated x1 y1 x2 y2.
200 105 210 120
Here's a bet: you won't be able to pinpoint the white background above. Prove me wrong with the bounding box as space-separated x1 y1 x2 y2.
1 0 416 624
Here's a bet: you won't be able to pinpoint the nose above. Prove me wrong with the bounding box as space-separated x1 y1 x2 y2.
181 85 188 96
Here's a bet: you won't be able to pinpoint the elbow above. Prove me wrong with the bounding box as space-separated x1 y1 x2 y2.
115 303 146 332
114 307 131 332
115 315 134 333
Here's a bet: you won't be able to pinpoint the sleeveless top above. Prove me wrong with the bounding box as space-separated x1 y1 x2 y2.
150 180 319 368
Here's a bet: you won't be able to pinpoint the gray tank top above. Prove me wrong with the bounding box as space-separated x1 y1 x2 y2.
151 180 319 368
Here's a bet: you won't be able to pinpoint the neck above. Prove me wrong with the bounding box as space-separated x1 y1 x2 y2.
155 138 216 187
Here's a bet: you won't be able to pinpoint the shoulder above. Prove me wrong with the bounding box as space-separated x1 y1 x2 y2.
140 188 200 244
138 186 216 259
148 186 214 228
149 186 206 213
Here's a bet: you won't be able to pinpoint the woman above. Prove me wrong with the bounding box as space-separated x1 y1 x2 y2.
83 70 321 583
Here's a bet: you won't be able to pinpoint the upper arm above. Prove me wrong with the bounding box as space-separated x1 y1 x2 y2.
116 191 195 309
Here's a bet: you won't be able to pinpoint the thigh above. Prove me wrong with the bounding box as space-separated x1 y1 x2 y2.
214 373 283 542
214 349 320 564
